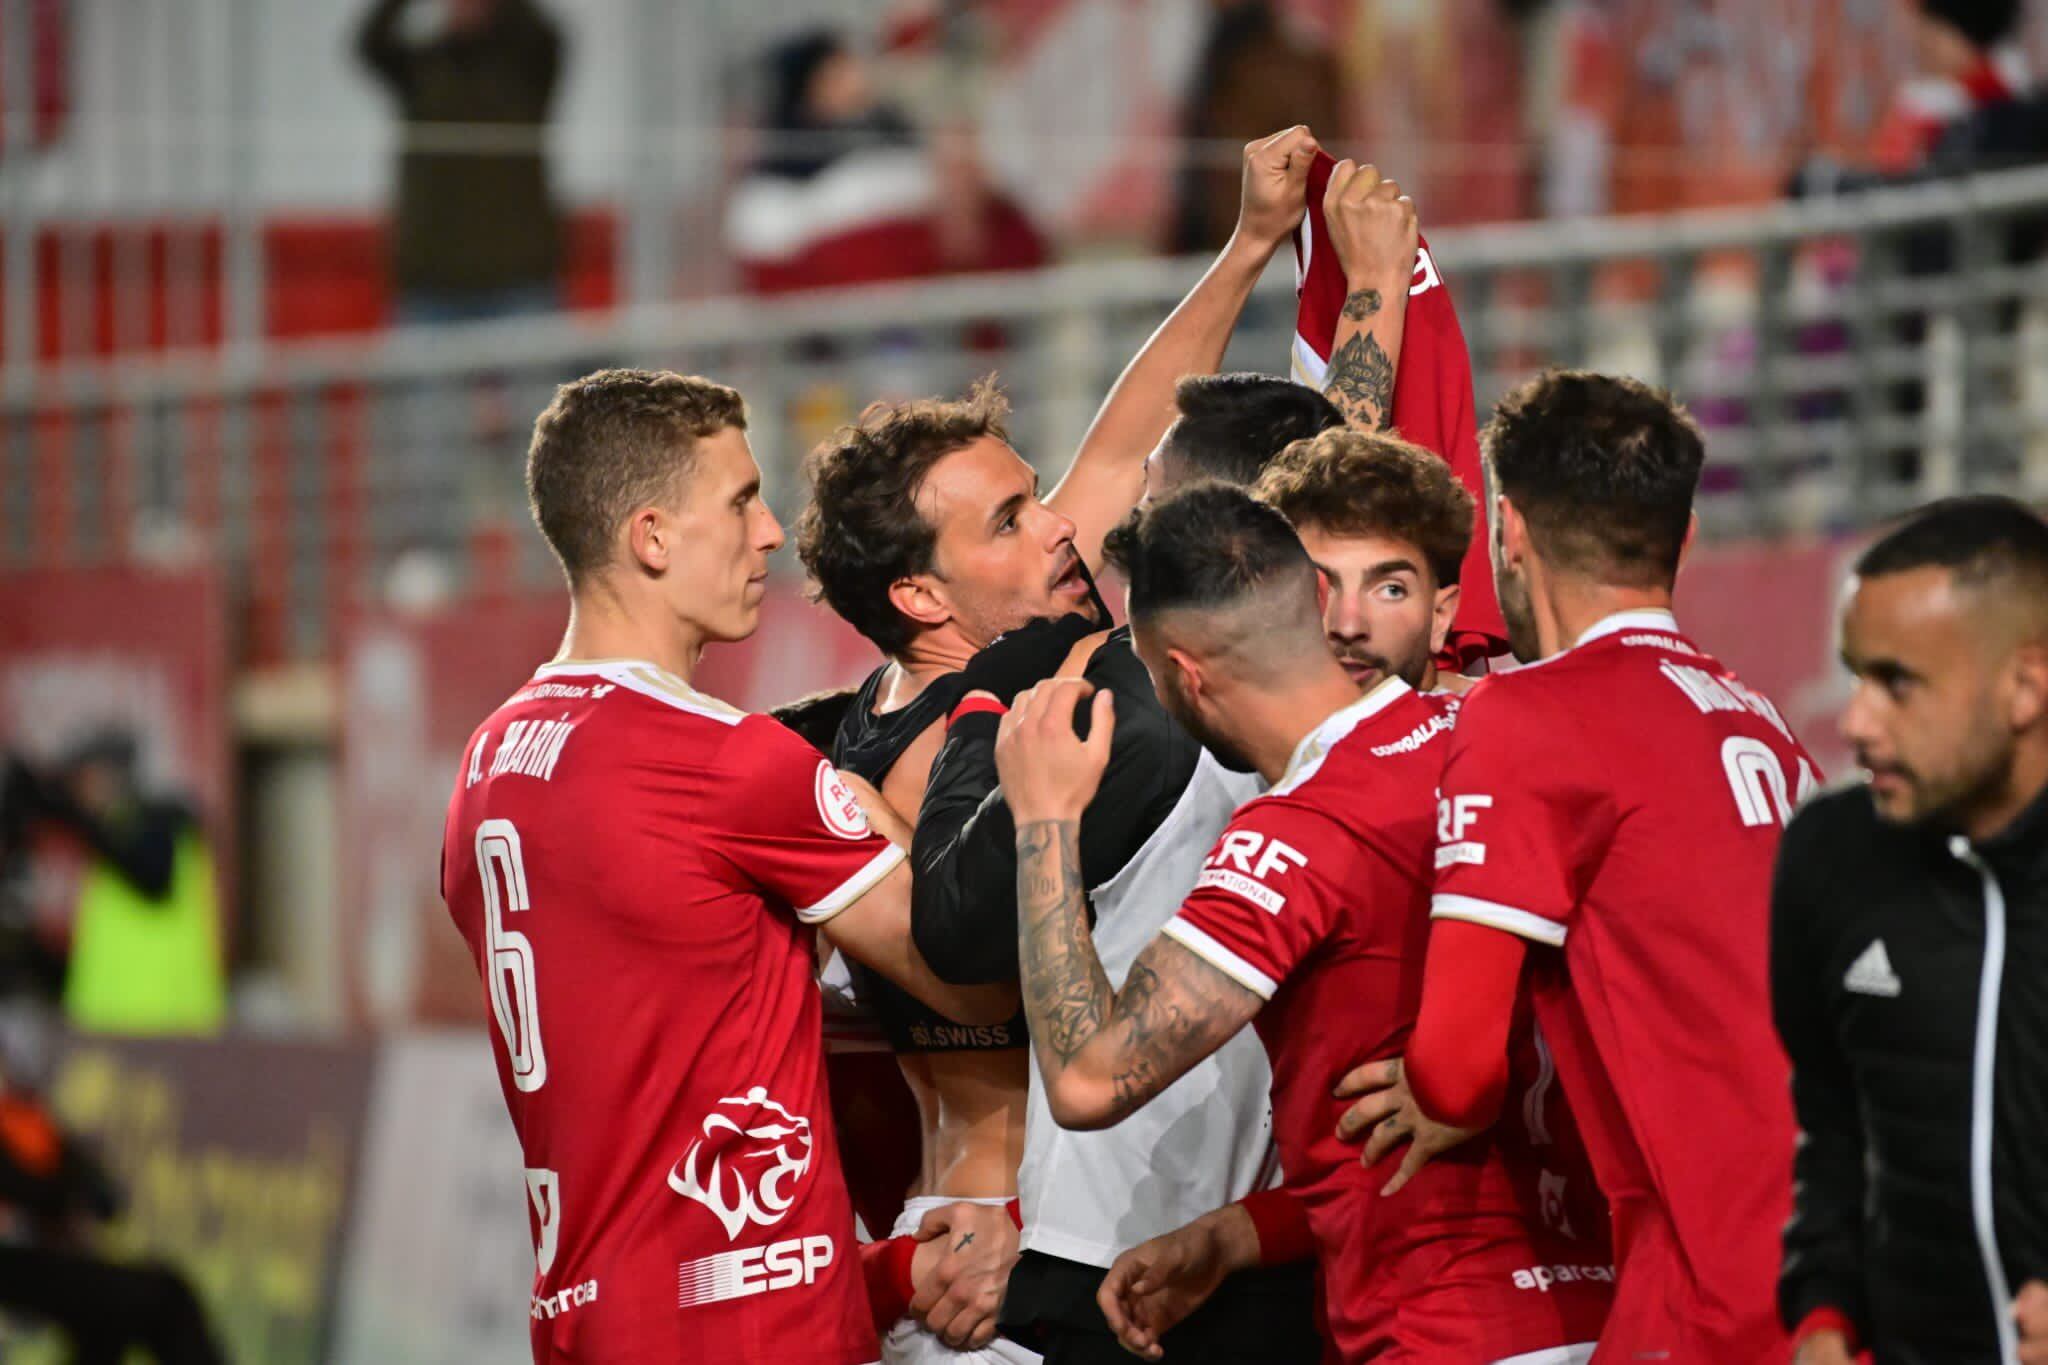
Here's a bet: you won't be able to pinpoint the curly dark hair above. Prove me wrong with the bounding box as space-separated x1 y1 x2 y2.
1482 369 1703 586
1254 429 1474 588
526 369 747 586
795 379 1012 655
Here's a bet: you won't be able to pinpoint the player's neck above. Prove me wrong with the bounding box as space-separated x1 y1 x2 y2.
1959 736 2048 844
1239 664 1377 785
1536 578 1676 659
556 593 707 684
886 627 980 703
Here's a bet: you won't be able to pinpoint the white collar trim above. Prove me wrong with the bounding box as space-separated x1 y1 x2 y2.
1574 609 1680 649
1278 678 1412 789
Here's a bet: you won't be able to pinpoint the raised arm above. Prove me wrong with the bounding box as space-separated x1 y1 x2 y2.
996 679 1262 1130
1317 162 1420 431
1049 127 1319 568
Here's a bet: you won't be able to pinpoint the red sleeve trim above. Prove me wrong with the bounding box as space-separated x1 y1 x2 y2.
859 1234 919 1330
1792 1306 1859 1354
1239 1187 1316 1267
1006 1197 1022 1229
949 696 1009 727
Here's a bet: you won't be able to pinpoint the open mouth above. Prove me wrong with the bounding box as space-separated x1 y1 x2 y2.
1049 549 1085 595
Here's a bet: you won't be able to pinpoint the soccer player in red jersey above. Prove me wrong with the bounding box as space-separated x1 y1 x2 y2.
441 370 1007 1365
989 482 1611 1365
1362 370 1820 1362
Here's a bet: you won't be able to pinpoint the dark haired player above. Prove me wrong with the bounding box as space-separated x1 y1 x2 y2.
1775 495 2048 1363
793 126 1412 1365
1357 370 1818 1362
989 483 1608 1363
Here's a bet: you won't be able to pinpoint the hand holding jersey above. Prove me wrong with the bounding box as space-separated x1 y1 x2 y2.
1316 161 1418 432
907 1201 1020 1350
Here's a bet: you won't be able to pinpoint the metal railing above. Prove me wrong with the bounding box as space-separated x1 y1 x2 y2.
4 164 2047 666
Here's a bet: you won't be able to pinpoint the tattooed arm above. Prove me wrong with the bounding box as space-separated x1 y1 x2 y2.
994 678 1263 1130
1014 820 1262 1130
1319 161 1420 431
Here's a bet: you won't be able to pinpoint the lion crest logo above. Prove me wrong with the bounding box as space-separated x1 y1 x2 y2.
667 1086 814 1242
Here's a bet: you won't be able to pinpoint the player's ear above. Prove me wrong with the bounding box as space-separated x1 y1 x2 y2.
1676 512 1700 571
1166 646 1204 701
887 575 952 631
626 505 671 574
2007 639 2048 733
1494 494 1526 569
1430 582 1461 655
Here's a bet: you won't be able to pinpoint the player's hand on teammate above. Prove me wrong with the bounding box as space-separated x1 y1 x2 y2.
1332 1057 1482 1196
1321 160 1419 292
907 1201 1020 1350
1235 125 1321 249
1098 1203 1261 1360
994 678 1116 825
2018 1280 2048 1364
960 612 1106 711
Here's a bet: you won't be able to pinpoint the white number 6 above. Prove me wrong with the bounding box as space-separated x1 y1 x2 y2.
477 818 547 1092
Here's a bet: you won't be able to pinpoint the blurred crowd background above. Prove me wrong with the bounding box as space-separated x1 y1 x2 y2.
0 1 2045 1361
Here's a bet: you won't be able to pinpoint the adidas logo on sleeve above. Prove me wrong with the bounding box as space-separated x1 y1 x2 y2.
1843 939 1903 998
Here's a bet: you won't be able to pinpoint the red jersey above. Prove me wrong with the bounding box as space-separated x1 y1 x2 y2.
1431 611 1816 1362
1162 683 1611 1363
441 659 901 1365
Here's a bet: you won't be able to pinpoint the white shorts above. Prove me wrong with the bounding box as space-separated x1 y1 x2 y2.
880 1196 1041 1365
1494 1346 1596 1365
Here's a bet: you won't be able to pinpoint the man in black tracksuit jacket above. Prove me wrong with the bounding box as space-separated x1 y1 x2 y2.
1774 495 2048 1365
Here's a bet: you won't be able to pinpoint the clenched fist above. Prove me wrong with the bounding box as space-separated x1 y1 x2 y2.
1322 159 1419 291
1235 125 1322 249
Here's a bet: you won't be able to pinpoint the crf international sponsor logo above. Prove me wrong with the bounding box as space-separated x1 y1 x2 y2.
670 1088 836 1309
668 1086 814 1241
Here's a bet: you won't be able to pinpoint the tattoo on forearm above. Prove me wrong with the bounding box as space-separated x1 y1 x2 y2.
1326 330 1396 431
1341 287 1382 321
1016 818 1260 1121
954 1233 975 1252
1016 820 1108 1066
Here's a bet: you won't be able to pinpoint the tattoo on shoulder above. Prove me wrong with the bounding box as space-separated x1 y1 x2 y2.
1326 330 1396 431
1341 288 1383 321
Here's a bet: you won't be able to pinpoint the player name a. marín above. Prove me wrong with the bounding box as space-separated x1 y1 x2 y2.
487 716 580 783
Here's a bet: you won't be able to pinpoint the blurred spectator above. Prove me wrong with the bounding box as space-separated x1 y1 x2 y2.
0 1070 223 1365
3 737 226 1037
356 0 565 324
1169 1 1341 254
725 28 1045 294
1870 0 2034 177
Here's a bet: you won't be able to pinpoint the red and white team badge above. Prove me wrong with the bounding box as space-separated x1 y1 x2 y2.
668 1086 816 1240
813 762 871 841
670 1087 838 1309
